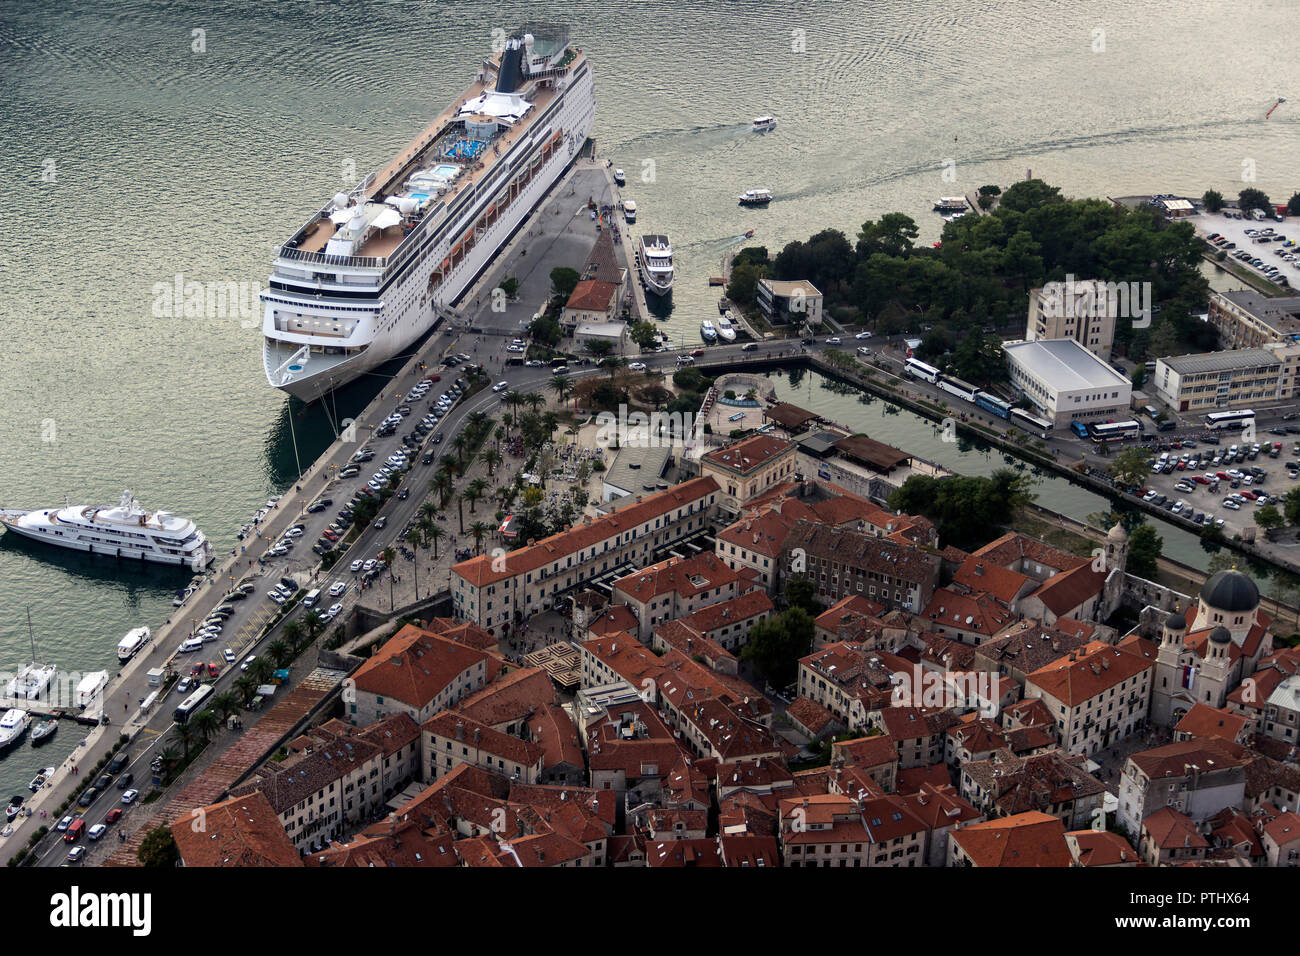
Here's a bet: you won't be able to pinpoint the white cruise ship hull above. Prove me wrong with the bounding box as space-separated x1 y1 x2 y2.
263 39 596 404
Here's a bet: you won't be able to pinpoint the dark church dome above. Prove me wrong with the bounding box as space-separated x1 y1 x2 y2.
1200 569 1259 614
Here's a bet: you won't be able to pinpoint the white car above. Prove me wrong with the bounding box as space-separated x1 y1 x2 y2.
855 330 872 339
363 559 377 573
350 559 363 572
329 581 347 597
628 361 647 371
88 824 107 841
825 336 841 344
121 789 139 805
241 655 257 672
492 381 509 393
268 591 287 605
284 526 304 538
857 346 872 356
223 648 237 663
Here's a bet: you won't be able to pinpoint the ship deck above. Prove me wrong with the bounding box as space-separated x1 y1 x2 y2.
295 56 576 262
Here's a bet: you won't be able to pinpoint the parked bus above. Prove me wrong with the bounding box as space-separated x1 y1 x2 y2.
1009 408 1053 439
936 374 979 403
903 357 940 383
973 390 1011 420
173 683 214 725
1204 410 1255 431
1070 420 1090 439
1088 419 1142 444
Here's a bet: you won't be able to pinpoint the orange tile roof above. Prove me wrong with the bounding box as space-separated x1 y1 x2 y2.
586 604 640 637
453 477 719 587
1026 643 1153 707
950 811 1071 867
1065 829 1137 866
423 712 545 767
701 434 795 476
1143 806 1208 851
922 587 1016 636
564 279 619 313
613 551 745 604
1174 702 1251 743
351 624 489 710
457 666 556 728
953 558 1033 604
171 791 303 868
1028 562 1107 617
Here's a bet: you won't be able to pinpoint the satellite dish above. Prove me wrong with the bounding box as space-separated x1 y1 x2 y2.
397 196 417 216
333 192 349 209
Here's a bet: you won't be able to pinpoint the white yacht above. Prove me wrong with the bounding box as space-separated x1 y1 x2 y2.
0 490 213 571
613 167 626 186
5 664 55 703
261 29 597 403
738 188 773 206
639 234 674 296
117 626 151 663
621 199 637 223
752 115 777 132
933 196 969 212
716 312 737 341
0 709 31 753
700 319 718 343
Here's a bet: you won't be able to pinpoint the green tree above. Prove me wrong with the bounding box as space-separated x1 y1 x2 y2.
137 825 179 867
1238 188 1272 215
1107 447 1152 489
741 607 815 687
1201 190 1224 213
726 260 763 305
550 266 580 300
1127 524 1163 579
628 321 658 350
499 276 520 299
886 469 1036 550
857 213 919 258
1284 487 1300 525
1256 504 1284 531
785 576 822 615
1289 193 1300 217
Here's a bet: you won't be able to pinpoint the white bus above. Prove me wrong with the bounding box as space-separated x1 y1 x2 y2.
1009 408 1053 438
1204 409 1255 431
302 588 322 608
904 357 940 383
173 683 214 725
936 374 979 403
1088 419 1143 444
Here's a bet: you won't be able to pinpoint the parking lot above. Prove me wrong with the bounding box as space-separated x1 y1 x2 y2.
1193 209 1297 289
1134 430 1300 538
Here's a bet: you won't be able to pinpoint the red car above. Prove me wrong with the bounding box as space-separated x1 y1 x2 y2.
691 348 705 357
104 808 122 825
427 374 441 383
1193 475 1211 484
322 529 341 542
207 662 220 678
1174 461 1186 470
1216 471 1230 480
1241 490 1260 500
190 663 204 676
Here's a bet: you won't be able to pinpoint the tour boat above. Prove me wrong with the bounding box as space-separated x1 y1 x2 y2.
752 115 776 132
738 188 773 206
933 196 968 212
0 709 31 753
622 199 637 223
639 234 674 296
117 626 150 663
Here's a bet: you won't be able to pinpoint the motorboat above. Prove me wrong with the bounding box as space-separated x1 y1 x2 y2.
716 312 737 341
738 188 773 206
28 766 55 792
5 795 23 823
700 320 718 343
0 709 31 753
30 719 57 747
613 167 626 186
622 199 637 223
933 196 969 212
752 115 776 132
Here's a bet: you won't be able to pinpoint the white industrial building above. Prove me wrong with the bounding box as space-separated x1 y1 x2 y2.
1003 338 1133 428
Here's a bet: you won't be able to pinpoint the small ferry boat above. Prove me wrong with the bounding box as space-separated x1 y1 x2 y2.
30 719 57 748
716 312 737 341
0 709 31 753
738 188 773 206
622 199 637 223
117 626 150 663
752 115 777 132
933 196 969 212
700 320 718 343
613 167 626 186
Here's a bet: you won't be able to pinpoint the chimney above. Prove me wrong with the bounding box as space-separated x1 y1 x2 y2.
473 727 481 745
455 720 465 741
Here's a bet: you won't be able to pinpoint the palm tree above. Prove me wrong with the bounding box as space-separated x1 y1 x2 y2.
176 721 197 761
192 709 221 742
249 657 275 686
431 472 454 510
456 492 467 535
267 638 291 667
468 478 488 511
566 422 580 445
602 356 627 380
281 619 303 650
550 374 573 405
213 691 241 723
382 546 397 610
427 521 445 560
494 425 506 446
420 501 437 524
469 520 490 555
452 431 471 466
523 392 545 415
302 610 324 641
480 447 502 477
406 527 422 598
234 675 258 706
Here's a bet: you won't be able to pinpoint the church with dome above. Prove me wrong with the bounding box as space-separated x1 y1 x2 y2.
1151 568 1275 726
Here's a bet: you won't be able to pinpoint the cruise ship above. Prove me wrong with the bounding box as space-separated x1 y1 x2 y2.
261 28 596 402
0 491 214 571
639 234 674 296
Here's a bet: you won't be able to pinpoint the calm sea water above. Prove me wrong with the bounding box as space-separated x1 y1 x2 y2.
0 0 1294 788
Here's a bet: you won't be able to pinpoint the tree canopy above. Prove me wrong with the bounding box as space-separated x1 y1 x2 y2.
886 469 1035 550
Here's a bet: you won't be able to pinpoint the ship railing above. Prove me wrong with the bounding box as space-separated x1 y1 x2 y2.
277 247 388 269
